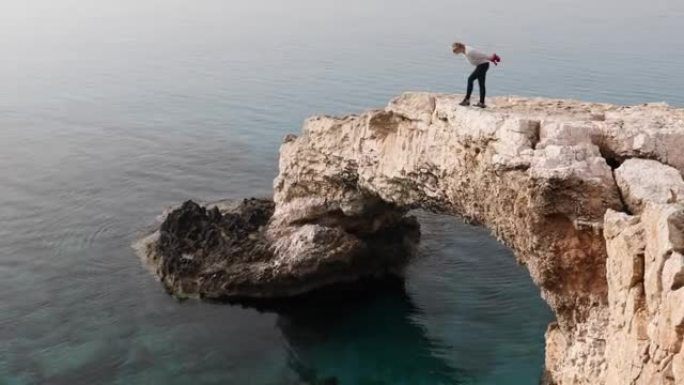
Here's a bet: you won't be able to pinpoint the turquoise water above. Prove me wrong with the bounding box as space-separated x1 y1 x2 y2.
1 0 682 384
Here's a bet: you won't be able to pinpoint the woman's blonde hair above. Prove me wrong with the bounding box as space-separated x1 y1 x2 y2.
452 42 465 50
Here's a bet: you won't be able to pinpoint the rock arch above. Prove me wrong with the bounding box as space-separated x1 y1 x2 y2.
138 93 684 385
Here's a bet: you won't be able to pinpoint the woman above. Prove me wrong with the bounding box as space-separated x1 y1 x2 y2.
452 42 501 108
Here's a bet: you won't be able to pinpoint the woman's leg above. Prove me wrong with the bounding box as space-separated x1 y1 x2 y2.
477 63 490 104
465 70 477 101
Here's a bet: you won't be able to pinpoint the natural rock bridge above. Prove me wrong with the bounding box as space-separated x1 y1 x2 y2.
137 92 684 385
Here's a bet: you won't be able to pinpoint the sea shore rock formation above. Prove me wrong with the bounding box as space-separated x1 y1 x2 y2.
136 92 684 384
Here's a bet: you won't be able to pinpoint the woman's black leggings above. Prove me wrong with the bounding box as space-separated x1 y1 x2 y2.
466 62 490 103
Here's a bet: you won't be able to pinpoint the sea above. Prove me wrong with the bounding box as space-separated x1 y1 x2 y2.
1 0 683 384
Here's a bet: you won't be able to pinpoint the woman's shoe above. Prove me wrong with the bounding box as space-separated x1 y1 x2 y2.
459 99 470 106
475 102 487 108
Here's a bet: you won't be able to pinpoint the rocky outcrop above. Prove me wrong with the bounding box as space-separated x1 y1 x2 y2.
136 197 419 299
136 198 276 298
136 92 684 384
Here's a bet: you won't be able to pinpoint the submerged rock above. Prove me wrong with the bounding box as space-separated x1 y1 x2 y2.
135 92 684 385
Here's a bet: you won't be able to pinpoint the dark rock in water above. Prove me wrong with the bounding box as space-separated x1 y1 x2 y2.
143 198 276 298
157 199 274 270
136 197 419 300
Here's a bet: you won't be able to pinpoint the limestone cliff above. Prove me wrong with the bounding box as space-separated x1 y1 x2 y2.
136 92 684 384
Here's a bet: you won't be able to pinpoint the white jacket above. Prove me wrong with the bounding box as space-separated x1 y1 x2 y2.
464 46 491 66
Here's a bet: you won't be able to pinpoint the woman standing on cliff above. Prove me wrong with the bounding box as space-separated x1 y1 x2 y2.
452 42 501 108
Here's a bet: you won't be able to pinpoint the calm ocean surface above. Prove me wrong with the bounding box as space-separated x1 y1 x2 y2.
1 1 682 384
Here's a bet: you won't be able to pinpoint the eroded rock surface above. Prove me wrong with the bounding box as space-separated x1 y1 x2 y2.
604 203 684 385
136 92 684 384
136 197 420 299
137 198 276 298
615 158 684 214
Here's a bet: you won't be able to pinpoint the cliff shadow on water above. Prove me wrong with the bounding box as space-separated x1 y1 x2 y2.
222 276 468 385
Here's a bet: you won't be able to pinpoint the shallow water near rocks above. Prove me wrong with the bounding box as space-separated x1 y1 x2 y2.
1 0 683 384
